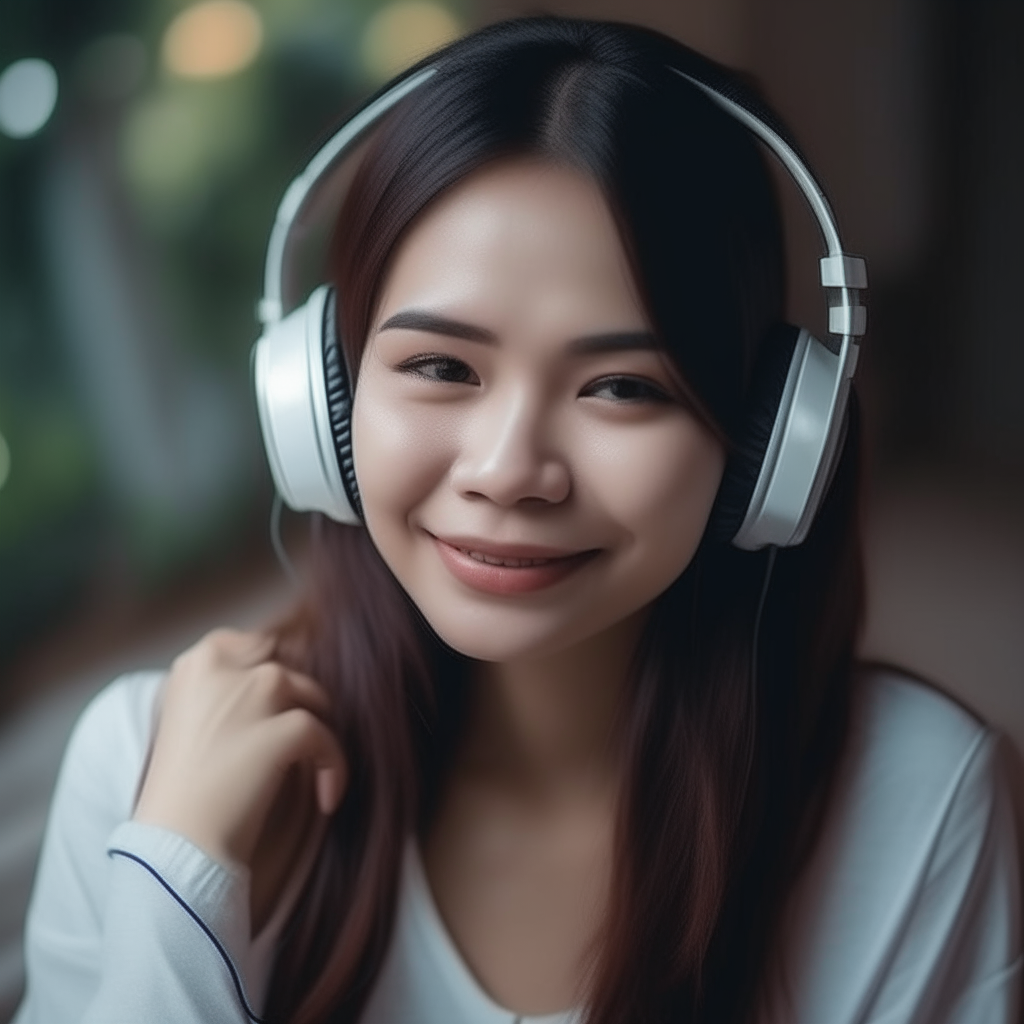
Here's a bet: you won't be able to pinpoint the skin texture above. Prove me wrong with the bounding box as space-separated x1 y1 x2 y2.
133 631 346 931
134 159 726 1006
355 159 725 665
355 160 726 1011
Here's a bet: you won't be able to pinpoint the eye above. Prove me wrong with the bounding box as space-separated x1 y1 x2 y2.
397 354 479 385
581 375 671 403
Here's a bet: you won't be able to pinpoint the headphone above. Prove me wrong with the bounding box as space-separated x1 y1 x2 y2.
253 63 867 551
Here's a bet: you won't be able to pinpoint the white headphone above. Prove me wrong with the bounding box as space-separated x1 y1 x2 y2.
253 64 867 550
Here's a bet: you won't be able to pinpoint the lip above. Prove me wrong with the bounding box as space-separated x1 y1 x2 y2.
429 533 600 595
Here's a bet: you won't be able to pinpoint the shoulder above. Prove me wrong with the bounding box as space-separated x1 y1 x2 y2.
853 663 992 763
778 665 1021 1024
18 671 169 990
51 670 166 844
71 669 165 750
843 664 1000 831
66 671 165 790
814 663 1014 904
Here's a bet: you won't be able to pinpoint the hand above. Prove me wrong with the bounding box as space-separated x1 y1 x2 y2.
133 629 347 870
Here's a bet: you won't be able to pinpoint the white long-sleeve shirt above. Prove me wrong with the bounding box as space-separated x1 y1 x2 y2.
12 667 1022 1024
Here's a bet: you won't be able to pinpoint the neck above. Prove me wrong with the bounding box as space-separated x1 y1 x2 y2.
461 611 647 798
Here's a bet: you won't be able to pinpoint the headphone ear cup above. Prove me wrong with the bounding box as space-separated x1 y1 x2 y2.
253 284 361 524
710 322 800 544
321 288 363 521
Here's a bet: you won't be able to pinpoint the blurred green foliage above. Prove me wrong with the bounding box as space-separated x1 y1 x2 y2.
0 0 468 667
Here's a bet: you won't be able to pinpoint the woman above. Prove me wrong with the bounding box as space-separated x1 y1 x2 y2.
15 16 1020 1024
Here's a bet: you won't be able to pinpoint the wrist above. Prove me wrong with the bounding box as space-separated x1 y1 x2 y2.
132 802 244 872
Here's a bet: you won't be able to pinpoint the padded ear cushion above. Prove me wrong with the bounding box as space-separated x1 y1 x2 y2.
321 287 363 521
709 322 800 544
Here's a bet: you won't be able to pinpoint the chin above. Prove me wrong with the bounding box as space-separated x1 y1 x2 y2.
408 596 630 664
418 608 560 663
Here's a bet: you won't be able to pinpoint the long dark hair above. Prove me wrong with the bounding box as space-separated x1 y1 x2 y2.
266 17 863 1024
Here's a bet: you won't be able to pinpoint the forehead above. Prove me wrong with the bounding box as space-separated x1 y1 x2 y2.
373 158 650 337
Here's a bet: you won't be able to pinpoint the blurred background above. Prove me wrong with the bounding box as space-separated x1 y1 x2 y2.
0 0 1021 1017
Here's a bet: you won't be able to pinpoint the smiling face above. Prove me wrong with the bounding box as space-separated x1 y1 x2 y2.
351 159 726 663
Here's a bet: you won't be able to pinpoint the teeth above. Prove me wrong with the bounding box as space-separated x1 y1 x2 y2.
461 548 557 568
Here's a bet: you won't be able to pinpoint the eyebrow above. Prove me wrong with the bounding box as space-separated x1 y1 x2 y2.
377 309 660 354
377 310 496 343
566 331 660 354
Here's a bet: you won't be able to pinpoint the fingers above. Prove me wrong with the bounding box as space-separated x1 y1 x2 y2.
213 628 277 668
250 663 332 719
183 628 277 671
148 626 348 868
179 632 332 719
264 708 348 816
316 767 345 817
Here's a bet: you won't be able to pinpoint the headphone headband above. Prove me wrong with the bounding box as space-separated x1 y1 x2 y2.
257 67 437 327
668 70 866 369
258 63 866 350
253 52 868 549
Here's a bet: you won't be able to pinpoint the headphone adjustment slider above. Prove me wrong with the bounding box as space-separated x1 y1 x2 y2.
828 303 867 337
820 254 868 289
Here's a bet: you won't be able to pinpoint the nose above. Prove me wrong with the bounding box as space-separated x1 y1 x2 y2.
450 384 571 507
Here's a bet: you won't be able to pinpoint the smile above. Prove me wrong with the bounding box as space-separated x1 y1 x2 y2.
459 549 561 568
429 534 600 595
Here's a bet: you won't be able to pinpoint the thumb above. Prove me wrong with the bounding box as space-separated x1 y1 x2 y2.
304 719 348 816
266 708 348 817
315 762 347 816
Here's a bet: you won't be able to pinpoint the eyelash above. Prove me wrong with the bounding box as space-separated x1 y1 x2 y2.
580 375 672 404
397 356 671 404
398 354 479 384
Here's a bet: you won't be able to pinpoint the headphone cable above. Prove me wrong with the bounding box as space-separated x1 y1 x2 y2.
741 544 778 808
270 492 301 587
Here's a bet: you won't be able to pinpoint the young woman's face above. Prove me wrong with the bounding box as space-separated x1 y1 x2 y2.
352 159 726 662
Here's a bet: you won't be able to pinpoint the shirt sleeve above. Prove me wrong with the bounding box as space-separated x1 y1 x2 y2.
83 821 259 1024
12 673 264 1024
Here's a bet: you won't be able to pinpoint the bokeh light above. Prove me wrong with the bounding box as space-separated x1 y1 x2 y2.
361 1 461 83
0 430 10 492
122 92 211 203
121 86 259 220
162 0 264 80
0 58 59 139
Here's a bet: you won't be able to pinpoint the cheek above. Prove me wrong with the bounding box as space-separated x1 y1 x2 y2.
582 420 726 582
351 377 726 662
351 380 454 544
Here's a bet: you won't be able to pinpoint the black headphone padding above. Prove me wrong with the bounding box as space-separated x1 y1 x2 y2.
709 322 799 543
321 287 363 521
